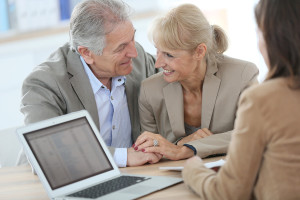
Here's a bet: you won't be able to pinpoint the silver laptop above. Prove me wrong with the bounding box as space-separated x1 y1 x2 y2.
16 110 182 200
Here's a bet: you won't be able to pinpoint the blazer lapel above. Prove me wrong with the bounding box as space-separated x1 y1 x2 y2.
67 51 100 130
124 75 138 133
163 82 185 138
201 60 221 129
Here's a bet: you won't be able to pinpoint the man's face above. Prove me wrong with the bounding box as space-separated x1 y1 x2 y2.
89 21 137 79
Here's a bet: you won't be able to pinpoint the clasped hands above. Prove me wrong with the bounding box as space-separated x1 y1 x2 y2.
132 128 213 161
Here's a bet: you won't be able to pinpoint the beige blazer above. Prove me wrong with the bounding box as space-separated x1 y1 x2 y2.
182 78 300 200
20 42 157 156
139 55 258 157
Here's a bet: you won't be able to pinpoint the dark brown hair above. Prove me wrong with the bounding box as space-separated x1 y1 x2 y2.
255 0 300 88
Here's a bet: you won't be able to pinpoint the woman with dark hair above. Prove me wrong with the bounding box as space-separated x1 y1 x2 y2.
182 0 300 199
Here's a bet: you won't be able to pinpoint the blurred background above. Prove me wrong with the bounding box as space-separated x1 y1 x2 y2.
0 0 264 132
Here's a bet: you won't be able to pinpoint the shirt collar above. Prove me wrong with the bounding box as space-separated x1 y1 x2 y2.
80 56 126 94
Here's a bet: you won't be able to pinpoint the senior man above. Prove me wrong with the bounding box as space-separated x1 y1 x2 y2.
18 0 161 167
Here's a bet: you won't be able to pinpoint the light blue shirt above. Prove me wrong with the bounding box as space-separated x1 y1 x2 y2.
80 57 131 167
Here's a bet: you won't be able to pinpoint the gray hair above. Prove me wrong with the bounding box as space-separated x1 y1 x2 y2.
70 0 131 55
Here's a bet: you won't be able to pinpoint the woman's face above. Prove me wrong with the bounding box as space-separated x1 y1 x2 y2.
155 47 200 83
257 28 270 68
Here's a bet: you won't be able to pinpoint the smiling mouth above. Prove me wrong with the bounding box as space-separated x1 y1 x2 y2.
163 69 173 73
163 69 175 75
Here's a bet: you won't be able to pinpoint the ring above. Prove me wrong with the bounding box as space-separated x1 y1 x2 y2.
153 139 159 147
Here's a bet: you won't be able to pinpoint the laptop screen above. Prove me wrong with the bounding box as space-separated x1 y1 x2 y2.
24 117 113 190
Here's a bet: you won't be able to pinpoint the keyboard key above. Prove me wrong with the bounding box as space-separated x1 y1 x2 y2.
69 175 150 198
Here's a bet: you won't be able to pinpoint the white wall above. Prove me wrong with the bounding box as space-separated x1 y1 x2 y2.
0 33 69 130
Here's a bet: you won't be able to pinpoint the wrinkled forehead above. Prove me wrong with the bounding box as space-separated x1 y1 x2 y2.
104 20 135 50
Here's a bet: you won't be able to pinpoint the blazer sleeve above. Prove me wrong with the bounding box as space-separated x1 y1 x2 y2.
182 87 265 200
185 62 259 158
20 67 67 125
187 130 232 158
18 68 69 171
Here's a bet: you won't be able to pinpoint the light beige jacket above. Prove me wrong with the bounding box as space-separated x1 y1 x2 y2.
139 55 258 157
19 42 156 162
182 78 300 200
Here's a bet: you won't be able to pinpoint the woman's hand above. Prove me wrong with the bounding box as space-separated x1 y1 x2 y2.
184 156 203 167
133 131 194 160
177 128 213 146
184 156 220 172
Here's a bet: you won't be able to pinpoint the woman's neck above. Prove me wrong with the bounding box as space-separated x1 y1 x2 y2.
181 59 207 94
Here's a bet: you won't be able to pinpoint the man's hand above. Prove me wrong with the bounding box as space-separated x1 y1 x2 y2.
126 147 162 167
177 128 213 146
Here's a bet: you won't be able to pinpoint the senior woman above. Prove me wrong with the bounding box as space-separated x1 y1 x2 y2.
182 0 300 199
133 4 258 160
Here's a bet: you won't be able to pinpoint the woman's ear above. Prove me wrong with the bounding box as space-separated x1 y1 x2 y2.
194 43 207 60
77 46 94 64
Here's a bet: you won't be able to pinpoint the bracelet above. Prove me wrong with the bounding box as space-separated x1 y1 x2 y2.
183 144 197 155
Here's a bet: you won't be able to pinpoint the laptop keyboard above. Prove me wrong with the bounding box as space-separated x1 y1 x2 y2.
68 175 150 199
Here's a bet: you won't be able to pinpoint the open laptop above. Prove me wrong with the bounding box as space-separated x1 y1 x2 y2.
16 110 182 200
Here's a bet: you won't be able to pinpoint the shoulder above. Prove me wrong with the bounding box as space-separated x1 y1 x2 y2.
130 42 156 79
25 43 75 83
240 78 290 106
133 42 153 62
220 55 255 66
46 42 73 64
141 72 167 90
216 55 258 84
139 72 170 102
134 42 145 53
218 55 258 75
237 78 297 133
34 43 71 71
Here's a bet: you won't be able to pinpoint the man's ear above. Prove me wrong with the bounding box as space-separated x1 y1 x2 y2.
194 43 207 60
77 46 93 64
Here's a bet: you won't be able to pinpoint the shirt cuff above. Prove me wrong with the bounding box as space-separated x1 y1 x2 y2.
183 144 197 155
113 148 127 167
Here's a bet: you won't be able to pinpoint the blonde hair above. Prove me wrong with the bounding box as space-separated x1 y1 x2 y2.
149 4 228 63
